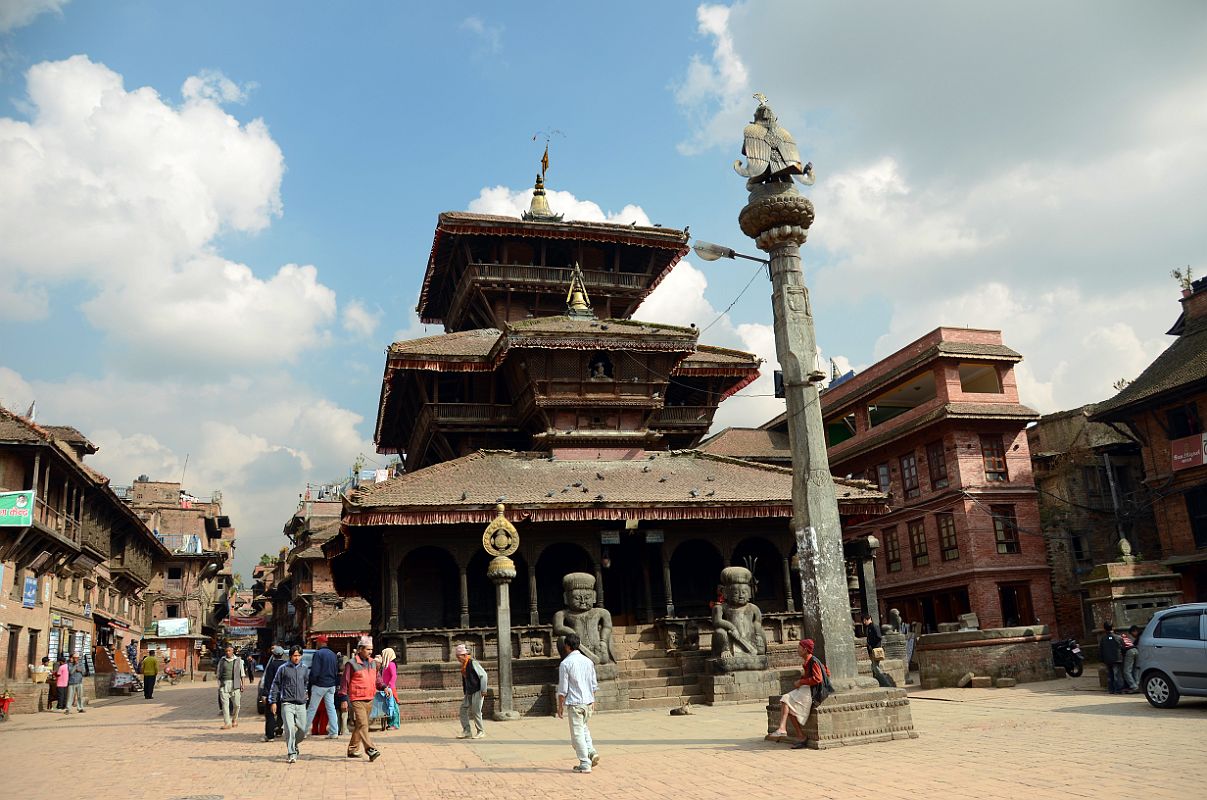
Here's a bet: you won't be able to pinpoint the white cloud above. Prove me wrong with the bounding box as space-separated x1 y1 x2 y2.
0 0 68 33
0 55 337 369
460 15 504 61
468 184 652 226
342 299 384 339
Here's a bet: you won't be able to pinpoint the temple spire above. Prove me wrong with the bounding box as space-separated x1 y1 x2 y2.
565 264 594 319
522 146 564 222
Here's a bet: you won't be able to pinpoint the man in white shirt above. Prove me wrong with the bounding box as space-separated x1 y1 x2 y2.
556 633 600 773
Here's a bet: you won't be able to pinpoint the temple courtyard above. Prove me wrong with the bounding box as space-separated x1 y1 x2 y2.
2 676 1202 799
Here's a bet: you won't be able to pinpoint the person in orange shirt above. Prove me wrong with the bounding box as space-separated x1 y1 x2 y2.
340 636 382 762
770 638 831 748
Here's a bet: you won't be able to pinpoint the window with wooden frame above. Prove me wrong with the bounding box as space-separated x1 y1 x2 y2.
991 504 1020 554
1165 402 1203 440
926 440 949 489
980 435 1009 482
900 451 920 499
884 527 902 572
908 519 929 567
936 512 959 561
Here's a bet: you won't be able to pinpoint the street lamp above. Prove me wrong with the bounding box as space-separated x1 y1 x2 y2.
692 240 769 265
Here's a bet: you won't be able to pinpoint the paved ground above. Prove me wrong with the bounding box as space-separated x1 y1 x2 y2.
2 676 1204 800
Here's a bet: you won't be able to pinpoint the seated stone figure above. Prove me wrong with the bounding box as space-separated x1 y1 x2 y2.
710 566 767 659
551 572 615 666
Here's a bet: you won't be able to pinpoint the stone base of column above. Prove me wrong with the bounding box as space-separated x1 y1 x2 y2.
592 675 631 711
764 686 917 749
492 709 522 721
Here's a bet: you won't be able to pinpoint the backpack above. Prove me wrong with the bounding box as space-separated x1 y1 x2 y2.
809 656 834 704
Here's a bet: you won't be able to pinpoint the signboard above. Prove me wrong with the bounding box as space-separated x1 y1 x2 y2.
23 575 37 608
1171 433 1207 472
600 530 620 545
43 579 51 602
226 626 257 636
645 530 665 543
83 603 93 618
227 615 267 628
0 490 34 527
157 617 190 636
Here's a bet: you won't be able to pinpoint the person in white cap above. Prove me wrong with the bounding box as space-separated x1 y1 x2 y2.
340 635 382 762
454 643 488 739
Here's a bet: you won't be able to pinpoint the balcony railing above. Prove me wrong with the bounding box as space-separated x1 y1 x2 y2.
654 406 714 424
472 263 645 290
430 403 515 424
34 496 80 544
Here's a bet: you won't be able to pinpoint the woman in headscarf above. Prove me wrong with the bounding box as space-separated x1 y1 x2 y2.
377 647 400 731
770 639 830 748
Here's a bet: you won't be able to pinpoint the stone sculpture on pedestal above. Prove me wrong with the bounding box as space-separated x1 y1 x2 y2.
551 572 615 670
709 566 768 672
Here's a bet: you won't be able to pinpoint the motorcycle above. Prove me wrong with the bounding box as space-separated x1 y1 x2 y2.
1051 637 1084 677
165 667 185 685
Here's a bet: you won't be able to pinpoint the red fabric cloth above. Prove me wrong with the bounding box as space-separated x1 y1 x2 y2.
311 701 329 735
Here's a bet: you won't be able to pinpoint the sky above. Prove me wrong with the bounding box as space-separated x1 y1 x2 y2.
1 1 1204 580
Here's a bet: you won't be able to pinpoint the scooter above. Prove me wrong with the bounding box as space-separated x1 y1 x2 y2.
1051 638 1084 677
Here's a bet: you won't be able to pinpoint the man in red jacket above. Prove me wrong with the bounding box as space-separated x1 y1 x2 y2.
340 636 382 762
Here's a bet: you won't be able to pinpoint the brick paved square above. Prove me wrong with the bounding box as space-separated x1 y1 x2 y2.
1 677 1202 800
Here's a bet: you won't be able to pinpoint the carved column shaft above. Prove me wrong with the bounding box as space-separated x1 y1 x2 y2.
527 562 538 626
782 555 795 614
459 565 470 629
660 544 674 617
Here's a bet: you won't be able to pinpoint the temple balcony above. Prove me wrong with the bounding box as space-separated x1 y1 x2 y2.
651 405 716 427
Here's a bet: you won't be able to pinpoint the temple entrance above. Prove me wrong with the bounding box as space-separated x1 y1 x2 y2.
400 546 459 628
535 542 594 625
670 539 723 618
601 532 662 625
731 536 783 611
466 550 531 628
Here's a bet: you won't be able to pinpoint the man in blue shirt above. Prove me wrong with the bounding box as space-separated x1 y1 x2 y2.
305 635 340 737
270 645 311 764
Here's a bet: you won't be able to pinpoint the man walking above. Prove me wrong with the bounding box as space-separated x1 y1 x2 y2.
556 633 600 773
306 635 340 738
65 653 86 714
260 645 286 741
340 636 382 762
140 648 160 699
1121 625 1142 693
1099 621 1124 695
269 645 311 764
217 643 248 728
454 643 488 739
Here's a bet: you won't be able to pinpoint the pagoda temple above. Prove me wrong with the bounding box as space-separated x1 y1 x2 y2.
326 173 887 717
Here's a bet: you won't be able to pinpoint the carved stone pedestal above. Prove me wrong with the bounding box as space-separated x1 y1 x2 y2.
703 668 780 705
765 686 917 749
590 674 631 712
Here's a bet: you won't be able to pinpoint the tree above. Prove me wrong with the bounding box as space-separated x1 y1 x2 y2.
258 553 275 566
1112 378 1131 391
1171 266 1194 291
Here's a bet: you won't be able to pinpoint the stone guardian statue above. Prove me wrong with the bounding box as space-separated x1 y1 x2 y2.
710 566 767 664
551 572 615 666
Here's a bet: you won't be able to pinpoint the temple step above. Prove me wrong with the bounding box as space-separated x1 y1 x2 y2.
628 693 706 710
625 675 699 689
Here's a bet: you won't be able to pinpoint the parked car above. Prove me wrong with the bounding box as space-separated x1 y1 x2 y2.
1137 602 1207 708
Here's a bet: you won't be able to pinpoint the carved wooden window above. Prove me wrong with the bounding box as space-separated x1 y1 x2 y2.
900 452 920 499
980 436 1008 482
991 504 1020 554
884 526 902 572
908 519 929 567
926 440 949 489
937 513 959 561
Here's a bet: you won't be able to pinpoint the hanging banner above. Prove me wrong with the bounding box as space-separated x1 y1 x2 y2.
0 490 34 527
23 575 37 608
226 615 267 628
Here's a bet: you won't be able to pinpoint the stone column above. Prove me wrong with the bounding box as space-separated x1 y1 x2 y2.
782 555 795 613
459 564 470 629
488 556 521 720
859 557 879 630
387 550 400 631
527 562 539 626
739 180 856 686
594 562 606 608
660 545 675 617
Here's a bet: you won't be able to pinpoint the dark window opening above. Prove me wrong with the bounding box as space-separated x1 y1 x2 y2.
958 363 1003 393
937 513 959 561
167 567 182 580
926 440 949 489
1186 485 1207 549
900 452 920 499
1165 403 1203 440
166 604 180 618
587 351 613 381
981 436 1009 482
998 582 1035 627
908 519 929 567
884 527 902 572
992 504 1020 554
825 413 858 447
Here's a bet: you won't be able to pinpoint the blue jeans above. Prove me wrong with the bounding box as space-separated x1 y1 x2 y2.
281 702 307 758
305 685 338 735
567 704 596 767
1106 662 1124 694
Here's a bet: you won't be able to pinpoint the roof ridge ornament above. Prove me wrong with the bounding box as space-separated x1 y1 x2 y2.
522 143 564 222
565 263 594 319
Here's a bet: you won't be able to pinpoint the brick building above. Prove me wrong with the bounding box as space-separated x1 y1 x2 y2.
0 409 168 713
733 328 1052 632
123 478 236 673
1028 406 1161 638
1091 277 1207 602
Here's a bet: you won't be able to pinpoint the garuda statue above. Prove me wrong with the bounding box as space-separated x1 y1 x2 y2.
734 93 814 189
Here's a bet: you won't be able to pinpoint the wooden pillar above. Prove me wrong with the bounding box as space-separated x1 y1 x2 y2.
782 555 795 613
527 560 538 626
660 544 674 617
459 563 470 629
594 560 605 609
386 547 400 631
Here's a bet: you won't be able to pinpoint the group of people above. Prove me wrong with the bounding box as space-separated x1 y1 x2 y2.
28 652 88 714
1098 621 1143 694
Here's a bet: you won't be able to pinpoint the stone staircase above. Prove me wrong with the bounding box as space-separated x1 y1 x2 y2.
613 624 706 710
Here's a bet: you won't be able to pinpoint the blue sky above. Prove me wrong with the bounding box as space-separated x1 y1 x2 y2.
2 1 1205 576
